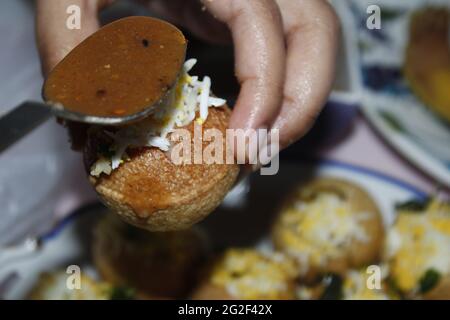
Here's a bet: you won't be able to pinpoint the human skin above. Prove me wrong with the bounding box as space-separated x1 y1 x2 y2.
36 0 339 153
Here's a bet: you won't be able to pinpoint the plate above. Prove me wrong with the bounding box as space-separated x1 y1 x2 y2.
0 160 426 300
336 0 450 187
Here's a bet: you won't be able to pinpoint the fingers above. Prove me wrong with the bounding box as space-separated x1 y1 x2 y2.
36 0 112 76
201 0 286 132
272 0 340 149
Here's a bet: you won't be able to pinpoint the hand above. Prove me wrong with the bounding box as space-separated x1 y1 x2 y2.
36 0 340 151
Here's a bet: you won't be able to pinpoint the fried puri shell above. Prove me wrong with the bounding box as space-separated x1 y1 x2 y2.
404 8 450 122
85 106 239 231
191 249 298 300
93 214 209 298
272 178 384 282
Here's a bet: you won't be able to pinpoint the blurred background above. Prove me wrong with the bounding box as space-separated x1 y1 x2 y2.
0 0 449 300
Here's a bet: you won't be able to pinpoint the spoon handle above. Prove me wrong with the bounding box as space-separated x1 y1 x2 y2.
0 101 52 153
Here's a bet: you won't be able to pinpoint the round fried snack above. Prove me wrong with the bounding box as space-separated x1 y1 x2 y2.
44 16 187 118
191 249 299 300
85 106 239 231
384 199 450 299
272 178 384 283
46 15 238 230
93 214 209 299
404 8 450 122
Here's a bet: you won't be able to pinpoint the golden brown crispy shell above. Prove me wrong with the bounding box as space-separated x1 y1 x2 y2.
85 106 239 231
191 248 298 300
93 214 209 299
405 8 450 122
272 178 384 282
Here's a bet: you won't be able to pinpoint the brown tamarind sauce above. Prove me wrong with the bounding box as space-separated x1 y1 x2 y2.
44 16 187 118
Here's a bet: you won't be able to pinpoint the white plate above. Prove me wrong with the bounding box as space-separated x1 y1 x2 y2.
0 160 426 300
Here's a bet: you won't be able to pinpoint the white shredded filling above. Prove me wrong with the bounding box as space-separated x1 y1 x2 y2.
278 193 371 274
90 59 226 176
385 200 450 292
211 249 298 299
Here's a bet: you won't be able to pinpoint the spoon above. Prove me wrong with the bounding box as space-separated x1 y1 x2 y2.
0 16 187 152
